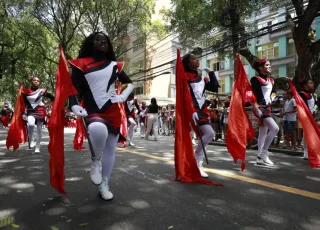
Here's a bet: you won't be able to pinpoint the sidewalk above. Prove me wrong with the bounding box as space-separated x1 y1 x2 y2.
209 140 303 157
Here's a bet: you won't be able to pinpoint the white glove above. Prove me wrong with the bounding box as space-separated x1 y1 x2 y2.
192 112 199 125
110 95 125 103
203 67 212 73
22 114 27 121
71 105 88 117
254 107 263 118
140 111 145 117
111 84 135 103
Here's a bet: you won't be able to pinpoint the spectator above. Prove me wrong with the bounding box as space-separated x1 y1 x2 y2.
282 90 297 150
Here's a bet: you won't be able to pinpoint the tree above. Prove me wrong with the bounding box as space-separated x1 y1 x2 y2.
165 0 320 90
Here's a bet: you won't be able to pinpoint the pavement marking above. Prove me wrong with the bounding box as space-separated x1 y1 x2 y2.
117 148 320 201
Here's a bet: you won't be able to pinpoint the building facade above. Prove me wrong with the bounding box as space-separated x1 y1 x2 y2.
201 6 320 95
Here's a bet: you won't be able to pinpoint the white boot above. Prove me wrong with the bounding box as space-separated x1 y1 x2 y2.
99 177 113 200
30 141 36 148
197 160 208 178
35 144 40 153
91 160 102 185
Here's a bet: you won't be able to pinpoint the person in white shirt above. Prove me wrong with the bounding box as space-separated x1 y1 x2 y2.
282 90 297 150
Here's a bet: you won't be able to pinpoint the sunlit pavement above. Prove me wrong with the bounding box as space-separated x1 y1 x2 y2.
0 127 319 230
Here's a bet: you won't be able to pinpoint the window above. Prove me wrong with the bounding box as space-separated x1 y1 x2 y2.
287 38 295 55
210 59 225 71
257 42 279 59
171 87 176 98
133 38 144 52
287 63 296 78
272 65 279 78
218 77 225 93
134 86 143 95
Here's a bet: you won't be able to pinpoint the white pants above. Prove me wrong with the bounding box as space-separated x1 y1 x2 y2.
27 116 43 146
140 122 145 136
145 113 158 140
87 122 119 177
257 117 279 155
127 118 136 143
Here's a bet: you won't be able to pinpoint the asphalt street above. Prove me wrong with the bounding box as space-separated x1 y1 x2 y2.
0 127 319 230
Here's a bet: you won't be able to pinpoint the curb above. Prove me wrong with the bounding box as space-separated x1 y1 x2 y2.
209 141 303 157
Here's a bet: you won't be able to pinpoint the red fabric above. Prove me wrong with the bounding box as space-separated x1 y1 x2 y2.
289 80 320 167
117 84 128 143
47 46 77 194
226 55 256 171
73 102 87 150
73 116 86 150
1 113 10 127
6 84 27 151
174 49 221 186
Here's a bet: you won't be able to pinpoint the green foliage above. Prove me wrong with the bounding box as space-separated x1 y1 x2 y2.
0 0 156 103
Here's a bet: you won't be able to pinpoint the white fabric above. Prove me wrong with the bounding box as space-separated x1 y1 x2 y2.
261 80 273 105
84 62 118 109
26 90 45 109
87 122 119 177
307 96 315 114
257 117 279 154
195 124 214 162
283 99 297 121
145 113 158 140
189 79 206 108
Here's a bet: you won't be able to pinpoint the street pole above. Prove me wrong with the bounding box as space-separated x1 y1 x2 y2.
230 0 239 78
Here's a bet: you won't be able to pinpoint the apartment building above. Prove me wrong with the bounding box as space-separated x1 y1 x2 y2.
201 6 320 94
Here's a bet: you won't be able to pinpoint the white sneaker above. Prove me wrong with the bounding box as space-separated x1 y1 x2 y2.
35 145 40 153
197 160 208 178
99 177 113 200
129 142 135 146
91 160 102 185
258 152 274 166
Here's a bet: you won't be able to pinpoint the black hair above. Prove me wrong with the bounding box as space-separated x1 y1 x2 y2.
151 97 158 107
78 32 116 61
253 58 268 73
182 53 193 72
300 79 312 88
286 90 292 96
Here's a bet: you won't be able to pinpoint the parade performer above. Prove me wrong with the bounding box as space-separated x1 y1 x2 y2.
125 93 139 146
250 58 279 166
0 102 13 128
181 52 220 178
288 79 320 167
23 74 55 153
139 101 147 138
174 49 222 185
68 32 135 200
299 79 315 160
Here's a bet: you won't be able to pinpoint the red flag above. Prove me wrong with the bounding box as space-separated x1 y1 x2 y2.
174 49 221 186
73 101 87 150
288 80 320 167
226 55 256 171
117 84 128 143
73 116 87 150
48 46 76 194
6 84 27 151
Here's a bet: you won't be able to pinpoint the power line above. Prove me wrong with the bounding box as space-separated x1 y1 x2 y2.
130 12 310 80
